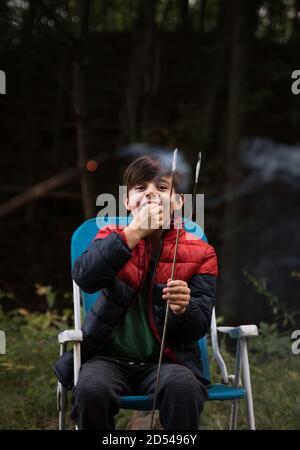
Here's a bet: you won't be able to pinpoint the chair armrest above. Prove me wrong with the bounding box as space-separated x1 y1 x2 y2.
0 330 5 354
217 325 258 339
58 329 83 344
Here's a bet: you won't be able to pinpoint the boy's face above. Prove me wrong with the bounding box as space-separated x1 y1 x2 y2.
123 176 183 226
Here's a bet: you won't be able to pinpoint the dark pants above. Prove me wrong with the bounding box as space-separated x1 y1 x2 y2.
71 356 207 430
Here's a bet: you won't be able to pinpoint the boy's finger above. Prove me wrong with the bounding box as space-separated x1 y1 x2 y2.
167 280 187 287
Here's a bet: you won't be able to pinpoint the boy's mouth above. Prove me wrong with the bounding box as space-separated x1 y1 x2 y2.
136 199 162 207
141 200 162 207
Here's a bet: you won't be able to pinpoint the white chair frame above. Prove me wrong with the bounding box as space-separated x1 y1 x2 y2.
57 280 258 430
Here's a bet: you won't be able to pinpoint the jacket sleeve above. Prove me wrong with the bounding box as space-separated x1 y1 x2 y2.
54 229 132 388
166 244 218 343
53 350 74 389
72 230 132 293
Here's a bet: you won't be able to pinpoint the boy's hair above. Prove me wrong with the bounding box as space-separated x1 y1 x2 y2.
123 154 183 194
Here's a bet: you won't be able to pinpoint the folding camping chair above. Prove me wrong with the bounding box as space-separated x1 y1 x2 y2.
57 217 258 430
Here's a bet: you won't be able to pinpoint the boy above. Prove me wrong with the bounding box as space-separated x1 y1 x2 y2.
54 154 218 430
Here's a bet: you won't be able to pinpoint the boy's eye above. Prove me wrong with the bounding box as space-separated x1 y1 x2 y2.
134 184 168 191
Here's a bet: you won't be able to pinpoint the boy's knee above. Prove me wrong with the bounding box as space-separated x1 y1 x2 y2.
73 382 118 407
161 369 204 400
167 378 201 397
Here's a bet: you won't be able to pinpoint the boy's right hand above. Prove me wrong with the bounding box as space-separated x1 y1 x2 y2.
129 202 164 238
123 202 164 249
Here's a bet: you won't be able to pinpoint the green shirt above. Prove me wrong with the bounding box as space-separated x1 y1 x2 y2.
98 253 162 363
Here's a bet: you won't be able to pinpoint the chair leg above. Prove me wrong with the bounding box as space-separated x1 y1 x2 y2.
229 339 242 430
229 400 239 430
57 382 67 430
73 342 82 430
58 342 67 430
73 342 81 386
240 338 256 430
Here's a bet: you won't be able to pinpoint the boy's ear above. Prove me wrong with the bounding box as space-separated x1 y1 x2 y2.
123 193 131 211
174 193 184 211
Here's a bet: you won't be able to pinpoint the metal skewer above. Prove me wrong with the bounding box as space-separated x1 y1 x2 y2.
149 151 202 430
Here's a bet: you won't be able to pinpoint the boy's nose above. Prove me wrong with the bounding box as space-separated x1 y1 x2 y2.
145 192 160 202
145 186 156 197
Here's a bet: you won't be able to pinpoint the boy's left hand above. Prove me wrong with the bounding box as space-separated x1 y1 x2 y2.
162 279 191 315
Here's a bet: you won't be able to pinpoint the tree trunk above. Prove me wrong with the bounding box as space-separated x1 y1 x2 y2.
218 0 255 323
267 0 276 41
161 0 173 29
198 0 232 152
199 0 207 34
99 0 109 30
21 0 37 41
292 0 300 42
121 0 159 144
52 59 66 170
290 0 300 141
178 0 190 35
74 0 95 219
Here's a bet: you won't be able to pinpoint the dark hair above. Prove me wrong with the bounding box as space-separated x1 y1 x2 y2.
122 154 183 193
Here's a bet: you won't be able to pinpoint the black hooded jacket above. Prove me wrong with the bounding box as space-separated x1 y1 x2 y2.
54 225 218 389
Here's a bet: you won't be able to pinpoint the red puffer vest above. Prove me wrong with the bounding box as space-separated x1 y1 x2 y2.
96 224 218 287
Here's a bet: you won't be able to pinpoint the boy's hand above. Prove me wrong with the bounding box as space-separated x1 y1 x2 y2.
128 202 164 238
162 279 191 315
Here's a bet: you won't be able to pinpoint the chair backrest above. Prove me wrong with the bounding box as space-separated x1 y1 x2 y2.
71 216 211 382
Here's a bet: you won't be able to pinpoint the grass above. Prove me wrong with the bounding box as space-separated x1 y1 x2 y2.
0 308 299 429
201 338 300 430
0 309 61 429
